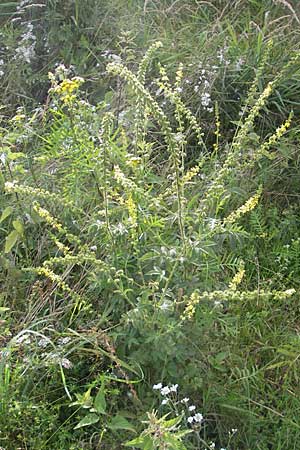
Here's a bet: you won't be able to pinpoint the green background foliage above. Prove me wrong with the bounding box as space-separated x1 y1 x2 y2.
0 1 300 449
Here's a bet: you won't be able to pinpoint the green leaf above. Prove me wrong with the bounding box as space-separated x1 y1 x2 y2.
124 436 145 448
74 413 99 429
164 433 187 450
4 230 19 253
163 415 183 429
12 220 24 235
108 415 136 432
0 207 13 223
125 435 153 449
94 386 106 414
0 307 10 313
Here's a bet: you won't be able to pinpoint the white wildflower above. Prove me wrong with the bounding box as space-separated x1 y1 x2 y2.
187 416 194 423
188 405 196 411
235 57 244 70
162 399 168 405
170 384 178 392
161 386 171 396
0 153 6 165
194 413 203 423
159 301 172 311
201 92 211 107
16 334 31 345
181 397 189 403
61 357 73 369
38 338 49 348
58 337 71 345
153 383 163 390
285 289 295 296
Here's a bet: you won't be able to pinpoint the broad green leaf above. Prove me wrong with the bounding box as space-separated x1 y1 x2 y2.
108 415 136 432
163 415 183 429
94 387 106 414
124 436 146 448
125 435 153 449
4 230 19 253
0 207 13 223
13 220 24 235
74 413 99 429
0 307 10 313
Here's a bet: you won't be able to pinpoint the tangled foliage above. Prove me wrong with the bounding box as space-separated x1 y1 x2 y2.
0 40 300 450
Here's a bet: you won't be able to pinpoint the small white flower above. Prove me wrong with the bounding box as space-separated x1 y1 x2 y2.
162 399 168 405
109 54 122 63
58 337 71 345
159 301 172 311
285 289 295 296
61 357 73 369
188 405 196 411
153 383 163 390
16 334 31 345
161 386 171 396
187 416 194 423
170 384 178 392
38 338 49 348
209 443 215 450
174 132 185 143
231 428 237 434
194 413 203 423
181 397 189 403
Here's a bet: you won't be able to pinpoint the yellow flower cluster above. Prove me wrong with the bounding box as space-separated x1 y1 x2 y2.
35 266 83 311
229 264 245 291
257 114 292 159
4 181 76 210
182 166 200 185
181 291 201 321
125 193 138 228
32 202 63 232
49 74 84 104
175 63 184 88
223 186 262 224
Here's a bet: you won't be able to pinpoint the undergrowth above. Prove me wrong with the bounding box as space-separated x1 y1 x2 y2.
1 2 300 449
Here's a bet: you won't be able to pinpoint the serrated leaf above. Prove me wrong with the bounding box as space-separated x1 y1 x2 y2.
4 230 19 253
0 207 13 223
108 415 135 432
94 387 106 414
12 220 24 235
74 413 99 429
